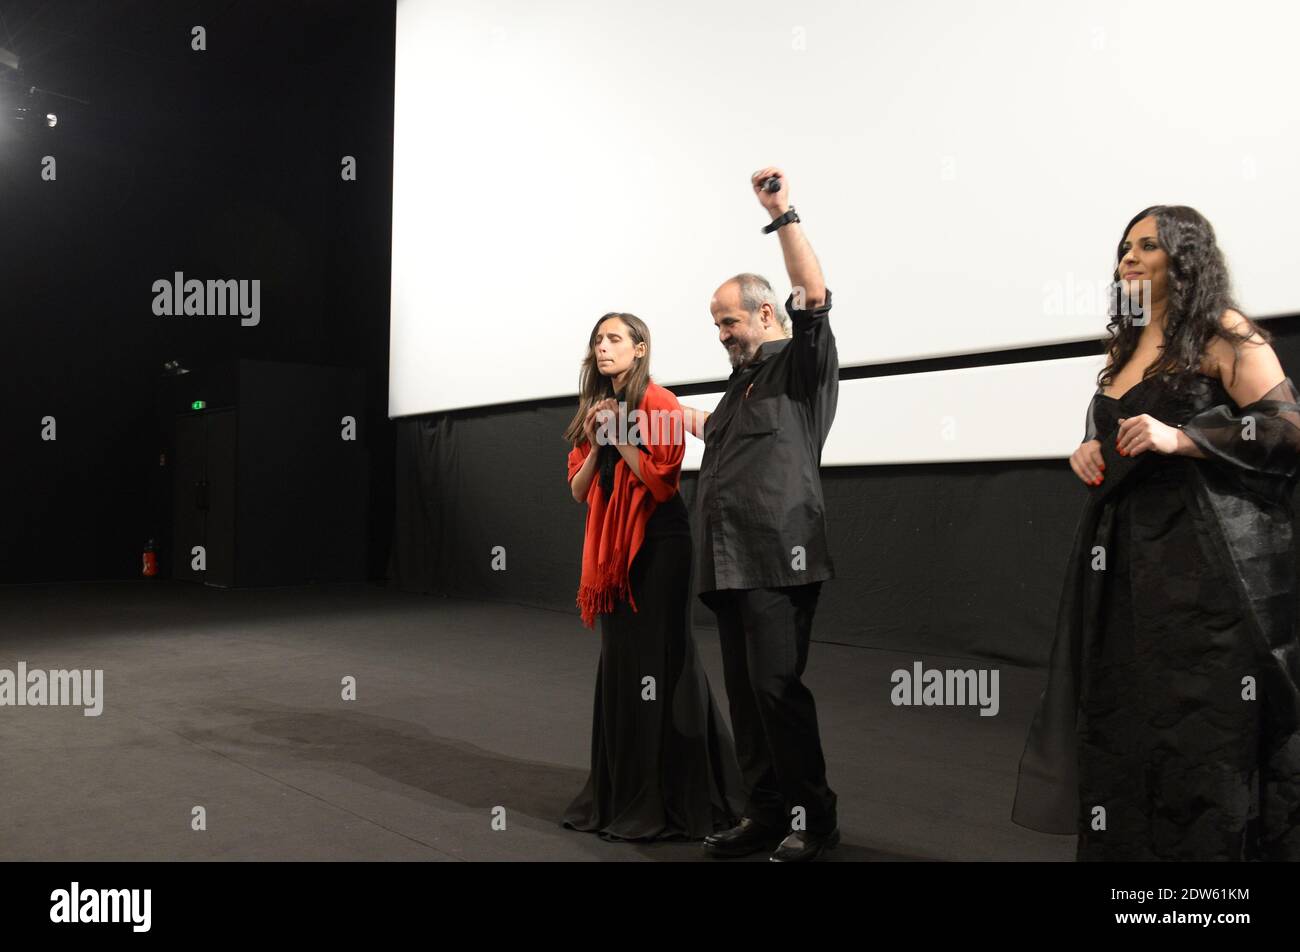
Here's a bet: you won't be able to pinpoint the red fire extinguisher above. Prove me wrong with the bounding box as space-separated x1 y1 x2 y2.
142 538 158 577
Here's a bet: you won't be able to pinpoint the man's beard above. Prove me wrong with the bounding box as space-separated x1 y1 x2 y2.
726 340 756 369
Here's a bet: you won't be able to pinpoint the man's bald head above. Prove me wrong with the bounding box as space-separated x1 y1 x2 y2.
710 273 788 369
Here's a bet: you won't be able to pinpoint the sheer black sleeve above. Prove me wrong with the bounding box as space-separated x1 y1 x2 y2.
1181 377 1300 479
1083 396 1100 444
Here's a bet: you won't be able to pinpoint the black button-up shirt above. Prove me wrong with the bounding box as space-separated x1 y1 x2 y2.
696 288 838 595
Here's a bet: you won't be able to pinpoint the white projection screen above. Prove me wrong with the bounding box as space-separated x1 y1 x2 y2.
391 0 1300 449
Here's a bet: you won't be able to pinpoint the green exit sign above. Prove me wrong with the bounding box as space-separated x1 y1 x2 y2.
191 400 206 410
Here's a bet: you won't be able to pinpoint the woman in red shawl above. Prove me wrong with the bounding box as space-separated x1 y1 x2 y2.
561 311 743 841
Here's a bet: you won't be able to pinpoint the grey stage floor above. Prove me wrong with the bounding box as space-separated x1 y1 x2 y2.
0 581 1073 861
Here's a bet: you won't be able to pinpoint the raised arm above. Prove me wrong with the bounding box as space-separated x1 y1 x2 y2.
752 167 837 409
752 166 825 308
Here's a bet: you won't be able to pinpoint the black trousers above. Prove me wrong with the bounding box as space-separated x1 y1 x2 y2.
702 583 838 835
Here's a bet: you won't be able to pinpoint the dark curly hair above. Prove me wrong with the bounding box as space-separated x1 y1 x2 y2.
1099 205 1269 394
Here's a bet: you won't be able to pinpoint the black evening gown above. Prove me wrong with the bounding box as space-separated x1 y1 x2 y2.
563 490 745 841
1014 373 1300 860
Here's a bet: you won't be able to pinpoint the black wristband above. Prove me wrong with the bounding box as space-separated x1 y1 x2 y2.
762 206 800 234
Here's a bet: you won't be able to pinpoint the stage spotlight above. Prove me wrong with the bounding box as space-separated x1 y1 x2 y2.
0 49 88 133
162 360 191 376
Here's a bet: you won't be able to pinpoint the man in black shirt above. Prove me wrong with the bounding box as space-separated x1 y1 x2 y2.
683 167 840 862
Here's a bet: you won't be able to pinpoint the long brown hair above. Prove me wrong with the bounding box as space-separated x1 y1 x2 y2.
563 312 652 446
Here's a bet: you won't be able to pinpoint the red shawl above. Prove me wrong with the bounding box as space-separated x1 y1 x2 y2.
566 381 685 628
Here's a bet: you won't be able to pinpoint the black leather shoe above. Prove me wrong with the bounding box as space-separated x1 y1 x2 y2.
769 828 840 862
702 818 786 858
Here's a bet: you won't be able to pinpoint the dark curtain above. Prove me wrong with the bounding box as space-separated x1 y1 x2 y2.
392 401 1087 667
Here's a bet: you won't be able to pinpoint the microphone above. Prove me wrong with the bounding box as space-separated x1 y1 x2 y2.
760 175 782 193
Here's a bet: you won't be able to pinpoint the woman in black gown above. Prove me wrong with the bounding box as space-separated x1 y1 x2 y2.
1014 205 1300 860
561 311 743 841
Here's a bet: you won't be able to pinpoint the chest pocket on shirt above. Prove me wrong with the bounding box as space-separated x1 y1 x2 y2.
736 397 781 437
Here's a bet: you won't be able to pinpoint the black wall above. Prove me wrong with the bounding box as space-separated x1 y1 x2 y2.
1 0 396 583
393 318 1300 668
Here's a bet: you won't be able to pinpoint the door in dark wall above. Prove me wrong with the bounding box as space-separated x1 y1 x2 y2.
171 413 204 582
171 409 236 587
